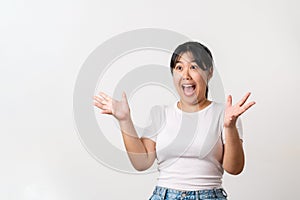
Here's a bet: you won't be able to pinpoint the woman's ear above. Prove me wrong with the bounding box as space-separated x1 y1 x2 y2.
208 67 213 80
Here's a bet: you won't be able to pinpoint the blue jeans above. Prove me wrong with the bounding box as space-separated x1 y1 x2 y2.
149 186 228 200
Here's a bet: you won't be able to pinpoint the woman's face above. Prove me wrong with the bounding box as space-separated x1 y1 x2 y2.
172 51 209 105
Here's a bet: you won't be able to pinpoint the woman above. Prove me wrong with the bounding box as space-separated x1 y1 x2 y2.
93 41 255 200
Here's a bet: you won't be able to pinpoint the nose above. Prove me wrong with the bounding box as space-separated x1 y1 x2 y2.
182 68 191 80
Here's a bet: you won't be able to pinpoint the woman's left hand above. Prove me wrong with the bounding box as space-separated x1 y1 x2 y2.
224 92 255 128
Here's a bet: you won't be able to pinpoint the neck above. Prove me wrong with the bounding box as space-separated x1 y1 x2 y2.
178 98 211 113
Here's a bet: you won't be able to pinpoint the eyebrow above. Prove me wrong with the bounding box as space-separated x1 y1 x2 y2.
175 60 197 64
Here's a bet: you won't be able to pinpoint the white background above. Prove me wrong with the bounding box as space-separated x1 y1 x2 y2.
1 0 299 199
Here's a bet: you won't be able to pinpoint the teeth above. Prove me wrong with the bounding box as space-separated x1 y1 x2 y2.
182 84 194 87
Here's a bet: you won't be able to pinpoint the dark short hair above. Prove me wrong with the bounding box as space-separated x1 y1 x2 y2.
170 41 214 98
170 41 213 73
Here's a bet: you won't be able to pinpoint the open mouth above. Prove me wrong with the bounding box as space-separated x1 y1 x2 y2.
182 84 196 96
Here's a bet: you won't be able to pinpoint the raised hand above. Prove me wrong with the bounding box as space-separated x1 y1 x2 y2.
93 91 130 122
224 92 255 128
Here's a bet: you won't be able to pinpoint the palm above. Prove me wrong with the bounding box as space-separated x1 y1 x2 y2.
224 92 255 128
93 92 130 121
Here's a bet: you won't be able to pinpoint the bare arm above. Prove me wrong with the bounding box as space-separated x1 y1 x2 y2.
223 127 244 175
94 92 156 171
119 117 156 171
222 92 255 175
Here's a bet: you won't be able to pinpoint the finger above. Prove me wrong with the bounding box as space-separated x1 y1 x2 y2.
96 102 109 111
94 100 107 108
243 101 256 111
101 110 112 114
99 92 111 101
238 92 251 106
94 96 107 105
93 101 105 109
95 94 104 99
122 91 128 104
239 101 256 115
226 95 232 108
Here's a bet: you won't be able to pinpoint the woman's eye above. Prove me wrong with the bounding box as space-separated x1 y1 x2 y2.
175 66 182 70
191 65 198 69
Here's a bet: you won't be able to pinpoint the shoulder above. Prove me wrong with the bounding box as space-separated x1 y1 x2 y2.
148 104 168 122
149 104 168 116
210 101 226 112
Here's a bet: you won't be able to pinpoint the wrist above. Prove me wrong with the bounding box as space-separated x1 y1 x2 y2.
118 116 132 126
224 117 237 129
224 124 237 129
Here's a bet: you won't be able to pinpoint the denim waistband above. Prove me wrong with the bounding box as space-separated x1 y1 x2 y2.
153 186 227 199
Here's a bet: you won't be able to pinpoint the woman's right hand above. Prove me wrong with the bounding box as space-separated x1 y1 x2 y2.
93 91 130 122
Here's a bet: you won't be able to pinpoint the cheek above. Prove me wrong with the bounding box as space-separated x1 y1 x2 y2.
172 73 181 84
192 71 208 84
172 74 182 93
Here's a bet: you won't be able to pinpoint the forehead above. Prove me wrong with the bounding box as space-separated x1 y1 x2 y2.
176 51 196 63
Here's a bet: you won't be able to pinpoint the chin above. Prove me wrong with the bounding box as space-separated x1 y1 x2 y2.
181 95 200 105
